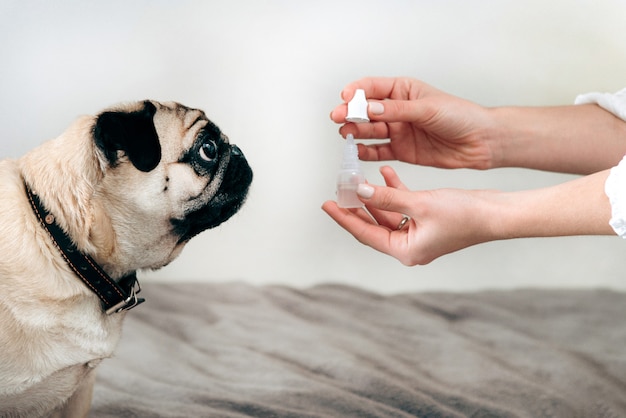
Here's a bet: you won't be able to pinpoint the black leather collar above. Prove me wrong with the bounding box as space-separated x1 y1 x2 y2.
24 182 144 315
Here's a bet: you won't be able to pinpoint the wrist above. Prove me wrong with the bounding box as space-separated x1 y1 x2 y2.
482 107 512 169
487 104 626 173
487 171 614 240
487 106 541 170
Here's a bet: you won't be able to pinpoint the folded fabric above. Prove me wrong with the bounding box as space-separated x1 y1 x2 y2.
575 87 626 122
605 155 626 238
576 87 626 238
92 283 626 417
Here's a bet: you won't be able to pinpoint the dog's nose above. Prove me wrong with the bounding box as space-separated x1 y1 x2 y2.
230 145 243 157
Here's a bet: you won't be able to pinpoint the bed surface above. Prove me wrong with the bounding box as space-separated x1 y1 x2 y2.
91 283 626 417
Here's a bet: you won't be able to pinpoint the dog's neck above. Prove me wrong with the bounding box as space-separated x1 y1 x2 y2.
19 116 118 272
19 115 187 280
23 181 144 314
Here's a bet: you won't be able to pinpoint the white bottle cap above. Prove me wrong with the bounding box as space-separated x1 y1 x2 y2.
346 89 369 123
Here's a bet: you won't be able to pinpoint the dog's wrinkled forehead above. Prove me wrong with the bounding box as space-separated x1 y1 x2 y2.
152 101 228 163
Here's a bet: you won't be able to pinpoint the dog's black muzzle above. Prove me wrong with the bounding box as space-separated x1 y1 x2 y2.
172 144 252 243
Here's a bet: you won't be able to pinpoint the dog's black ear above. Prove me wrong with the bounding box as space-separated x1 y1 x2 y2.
93 101 161 172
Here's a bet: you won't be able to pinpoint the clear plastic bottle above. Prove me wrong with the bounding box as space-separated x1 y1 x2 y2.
337 134 365 208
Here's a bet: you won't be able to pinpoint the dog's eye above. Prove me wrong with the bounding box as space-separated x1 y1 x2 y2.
199 140 218 162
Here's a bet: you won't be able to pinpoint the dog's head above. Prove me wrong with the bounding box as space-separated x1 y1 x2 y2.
89 100 252 273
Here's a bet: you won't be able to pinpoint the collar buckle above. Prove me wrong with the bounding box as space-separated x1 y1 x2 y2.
105 276 145 315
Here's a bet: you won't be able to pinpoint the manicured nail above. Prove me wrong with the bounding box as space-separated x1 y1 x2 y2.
368 101 384 115
357 184 374 199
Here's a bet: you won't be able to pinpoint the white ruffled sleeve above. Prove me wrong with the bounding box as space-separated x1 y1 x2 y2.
575 87 626 122
576 88 626 238
574 88 626 239
605 156 626 239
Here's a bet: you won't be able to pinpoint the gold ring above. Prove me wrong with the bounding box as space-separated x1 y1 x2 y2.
396 215 410 230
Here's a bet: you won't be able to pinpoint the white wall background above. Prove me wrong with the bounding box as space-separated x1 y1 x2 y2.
1 0 625 293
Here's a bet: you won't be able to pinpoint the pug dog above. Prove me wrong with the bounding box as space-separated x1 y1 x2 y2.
0 100 253 417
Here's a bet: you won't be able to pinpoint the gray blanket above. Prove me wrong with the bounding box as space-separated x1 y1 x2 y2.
91 283 626 417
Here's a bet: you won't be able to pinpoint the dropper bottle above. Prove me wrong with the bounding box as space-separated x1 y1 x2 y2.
336 134 365 208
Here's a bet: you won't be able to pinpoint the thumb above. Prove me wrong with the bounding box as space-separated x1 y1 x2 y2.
357 183 412 214
369 99 432 124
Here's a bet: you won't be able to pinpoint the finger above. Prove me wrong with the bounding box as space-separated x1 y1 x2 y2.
335 83 429 131
356 143 396 162
367 99 435 125
330 103 348 123
364 203 407 231
321 200 379 238
341 77 418 101
353 206 377 224
333 82 377 122
379 166 409 191
334 97 428 126
340 204 379 225
356 183 413 218
360 167 411 228
338 121 390 140
322 201 375 226
340 77 438 123
322 200 400 257
335 124 398 162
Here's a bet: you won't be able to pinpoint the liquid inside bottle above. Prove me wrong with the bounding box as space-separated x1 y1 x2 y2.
336 134 365 208
337 173 365 208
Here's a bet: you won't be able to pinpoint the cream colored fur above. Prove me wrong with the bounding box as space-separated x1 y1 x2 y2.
0 101 242 417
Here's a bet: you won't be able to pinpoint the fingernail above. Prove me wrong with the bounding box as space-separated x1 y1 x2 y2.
357 184 374 199
368 101 384 115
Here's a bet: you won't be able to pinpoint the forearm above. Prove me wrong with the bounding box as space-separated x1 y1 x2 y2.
486 170 614 240
488 104 626 174
322 166 616 266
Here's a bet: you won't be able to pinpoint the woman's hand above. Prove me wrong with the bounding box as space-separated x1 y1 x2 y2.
322 166 496 265
330 77 498 170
